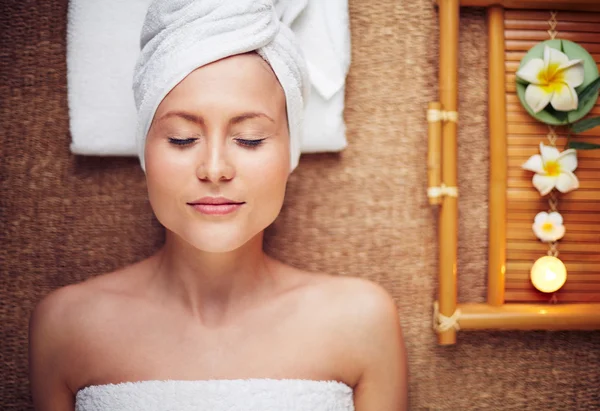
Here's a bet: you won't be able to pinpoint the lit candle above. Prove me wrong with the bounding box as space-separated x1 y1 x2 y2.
530 256 567 293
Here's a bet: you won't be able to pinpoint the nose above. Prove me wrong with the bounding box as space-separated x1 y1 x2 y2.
196 140 235 182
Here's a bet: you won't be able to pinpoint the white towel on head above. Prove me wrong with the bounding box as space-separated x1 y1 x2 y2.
133 0 309 171
66 0 351 167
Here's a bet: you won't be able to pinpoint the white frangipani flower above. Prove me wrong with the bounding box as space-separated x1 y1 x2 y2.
522 142 579 196
532 211 565 242
516 45 585 113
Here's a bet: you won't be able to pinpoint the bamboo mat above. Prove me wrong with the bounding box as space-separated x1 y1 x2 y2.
1 1 599 409
503 9 600 303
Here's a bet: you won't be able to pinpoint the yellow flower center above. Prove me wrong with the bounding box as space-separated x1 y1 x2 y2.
543 160 561 177
542 222 554 232
537 62 564 85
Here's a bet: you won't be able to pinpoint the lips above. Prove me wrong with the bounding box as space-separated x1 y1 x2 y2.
187 197 245 215
189 196 243 206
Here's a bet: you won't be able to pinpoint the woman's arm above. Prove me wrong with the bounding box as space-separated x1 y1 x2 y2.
351 282 408 411
29 289 77 411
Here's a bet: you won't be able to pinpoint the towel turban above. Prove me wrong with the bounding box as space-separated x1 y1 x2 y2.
133 0 310 171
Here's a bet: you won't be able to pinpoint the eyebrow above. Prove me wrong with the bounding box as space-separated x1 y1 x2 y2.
158 110 275 125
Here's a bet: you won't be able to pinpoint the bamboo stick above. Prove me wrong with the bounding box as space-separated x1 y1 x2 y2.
505 10 600 22
505 280 600 291
507 247 600 257
508 166 598 180
456 303 600 330
508 165 600 173
508 170 600 181
506 272 599 283
508 158 600 169
507 253 600 263
508 147 600 159
507 123 600 137
505 30 600 43
436 0 460 345
446 0 600 12
507 169 600 177
506 105 600 115
507 250 600 262
507 270 600 278
506 272 600 281
507 242 600 253
506 93 600 106
508 209 600 220
505 62 600 74
507 189 600 201
509 153 600 162
508 220 600 232
506 241 600 252
507 198 600 210
508 261 599 272
505 52 527 61
507 78 600 94
507 141 600 149
506 41 600 52
428 102 443 206
509 179 600 189
488 6 507 307
508 134 600 145
507 230 600 242
505 290 600 303
504 20 600 33
507 114 600 125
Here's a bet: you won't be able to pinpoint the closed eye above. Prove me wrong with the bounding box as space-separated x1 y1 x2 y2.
168 137 198 146
236 138 265 148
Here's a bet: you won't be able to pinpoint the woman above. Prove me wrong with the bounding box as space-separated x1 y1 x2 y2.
29 1 408 410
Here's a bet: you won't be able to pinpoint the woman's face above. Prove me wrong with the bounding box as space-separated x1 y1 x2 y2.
144 53 290 253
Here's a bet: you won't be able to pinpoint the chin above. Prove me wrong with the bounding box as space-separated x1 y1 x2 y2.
177 221 265 253
153 200 283 253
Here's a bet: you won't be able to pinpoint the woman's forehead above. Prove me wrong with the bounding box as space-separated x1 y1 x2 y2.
185 53 278 90
158 53 285 116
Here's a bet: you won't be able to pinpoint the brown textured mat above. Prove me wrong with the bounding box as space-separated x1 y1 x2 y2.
1 0 598 410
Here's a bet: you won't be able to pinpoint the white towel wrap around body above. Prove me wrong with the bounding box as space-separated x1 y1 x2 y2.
75 379 355 411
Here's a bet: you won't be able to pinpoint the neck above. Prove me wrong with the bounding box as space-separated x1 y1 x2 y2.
150 230 279 325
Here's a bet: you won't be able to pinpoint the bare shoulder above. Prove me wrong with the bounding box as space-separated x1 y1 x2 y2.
30 281 99 356
29 264 143 394
306 274 408 409
30 266 137 339
28 279 108 407
289 271 404 357
30 275 115 360
293 272 407 396
302 273 401 331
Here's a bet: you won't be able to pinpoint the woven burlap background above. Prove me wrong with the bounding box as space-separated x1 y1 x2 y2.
1 0 599 409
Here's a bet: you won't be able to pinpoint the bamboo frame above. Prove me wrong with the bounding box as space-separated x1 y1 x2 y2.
456 303 600 330
453 0 600 12
436 0 459 345
487 6 506 307
427 102 442 206
432 0 600 345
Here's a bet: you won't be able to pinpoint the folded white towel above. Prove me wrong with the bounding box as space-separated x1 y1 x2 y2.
66 0 350 165
75 379 355 411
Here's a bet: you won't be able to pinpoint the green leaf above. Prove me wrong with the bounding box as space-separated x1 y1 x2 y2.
571 116 600 133
562 40 600 124
545 105 569 123
568 141 600 150
577 76 600 109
